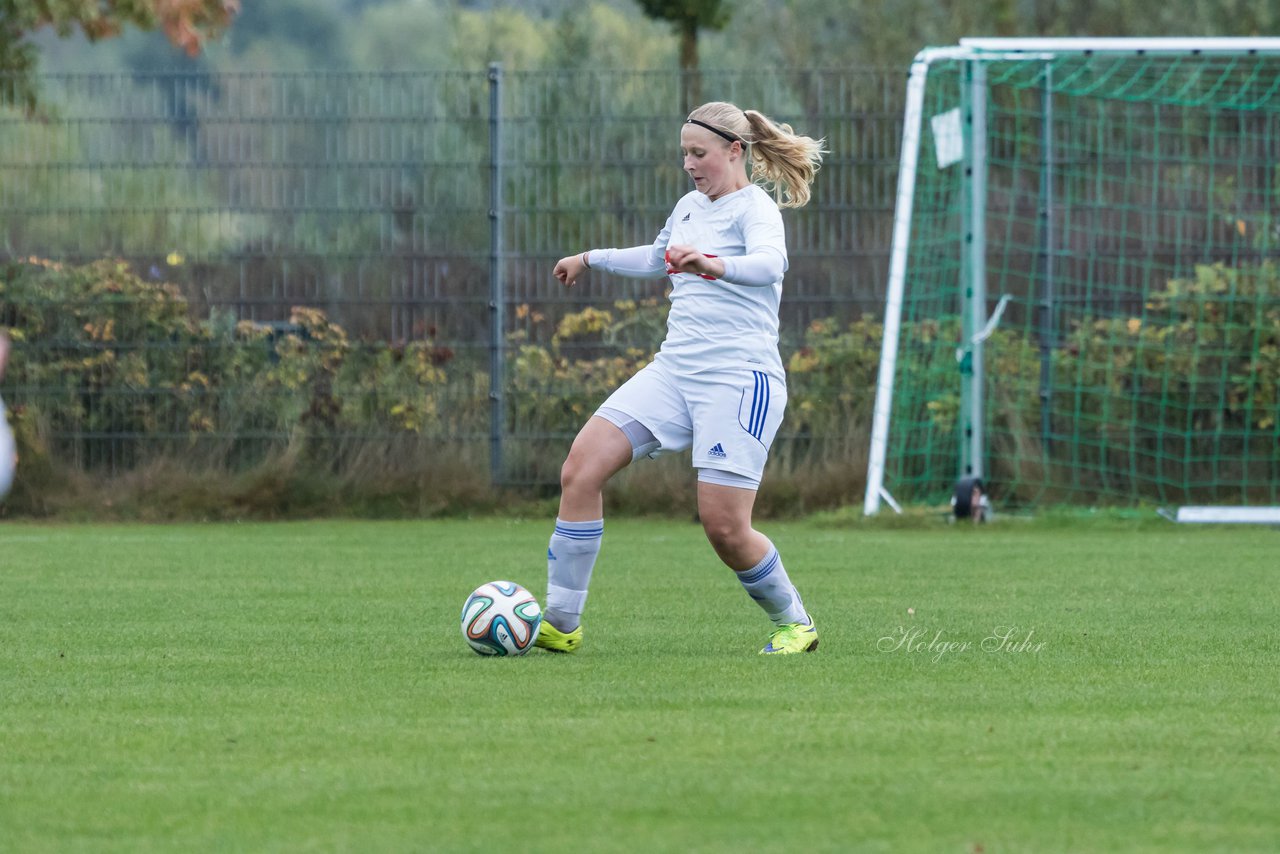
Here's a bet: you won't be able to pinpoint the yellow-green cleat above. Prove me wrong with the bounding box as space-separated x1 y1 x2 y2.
760 618 819 655
535 619 583 653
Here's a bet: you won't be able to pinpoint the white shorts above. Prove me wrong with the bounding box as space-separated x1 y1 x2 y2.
597 358 786 483
0 396 14 500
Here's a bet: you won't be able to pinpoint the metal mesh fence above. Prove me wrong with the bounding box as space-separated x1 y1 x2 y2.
0 69 904 484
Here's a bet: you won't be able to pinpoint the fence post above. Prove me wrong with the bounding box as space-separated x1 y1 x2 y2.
488 62 505 485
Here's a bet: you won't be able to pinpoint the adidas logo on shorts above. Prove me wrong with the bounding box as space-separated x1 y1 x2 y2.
708 443 727 458
681 213 691 222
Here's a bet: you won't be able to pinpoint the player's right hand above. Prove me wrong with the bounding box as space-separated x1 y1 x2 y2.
553 253 588 287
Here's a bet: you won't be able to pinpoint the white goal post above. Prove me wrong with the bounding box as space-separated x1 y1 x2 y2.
864 37 1280 516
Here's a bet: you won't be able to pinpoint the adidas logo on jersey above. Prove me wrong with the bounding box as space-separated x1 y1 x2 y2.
681 213 691 222
708 443 727 458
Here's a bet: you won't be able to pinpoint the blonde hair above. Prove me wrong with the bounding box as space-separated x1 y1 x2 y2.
686 101 826 209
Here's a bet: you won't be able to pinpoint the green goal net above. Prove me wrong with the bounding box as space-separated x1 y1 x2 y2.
867 39 1280 512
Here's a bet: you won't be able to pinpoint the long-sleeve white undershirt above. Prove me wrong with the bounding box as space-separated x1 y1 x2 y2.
587 243 784 287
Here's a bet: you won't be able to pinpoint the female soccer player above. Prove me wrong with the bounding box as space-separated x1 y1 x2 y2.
0 330 16 500
539 101 825 655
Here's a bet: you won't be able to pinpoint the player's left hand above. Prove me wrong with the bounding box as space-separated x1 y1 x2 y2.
665 246 724 280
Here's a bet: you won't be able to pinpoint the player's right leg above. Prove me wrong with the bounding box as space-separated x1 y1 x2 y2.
0 397 14 501
0 333 13 501
536 416 634 653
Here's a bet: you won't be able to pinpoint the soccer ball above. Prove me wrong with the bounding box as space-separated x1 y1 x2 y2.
460 581 542 656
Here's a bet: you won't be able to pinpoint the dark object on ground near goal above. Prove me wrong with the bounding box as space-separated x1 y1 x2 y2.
953 476 987 522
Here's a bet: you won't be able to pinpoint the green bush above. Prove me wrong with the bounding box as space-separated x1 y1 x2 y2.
507 298 666 438
2 257 208 442
2 256 1276 516
1051 262 1278 450
786 314 882 438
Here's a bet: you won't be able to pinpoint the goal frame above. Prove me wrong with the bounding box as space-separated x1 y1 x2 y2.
863 37 1280 515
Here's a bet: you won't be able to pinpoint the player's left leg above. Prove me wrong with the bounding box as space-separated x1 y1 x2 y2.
688 365 814 653
696 478 817 654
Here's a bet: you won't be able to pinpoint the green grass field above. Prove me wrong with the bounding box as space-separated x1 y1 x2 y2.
2 517 1277 852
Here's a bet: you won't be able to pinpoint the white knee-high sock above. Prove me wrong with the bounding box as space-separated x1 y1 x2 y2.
545 518 603 631
735 543 809 626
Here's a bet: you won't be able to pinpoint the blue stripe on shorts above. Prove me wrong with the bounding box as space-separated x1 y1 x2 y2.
748 370 769 441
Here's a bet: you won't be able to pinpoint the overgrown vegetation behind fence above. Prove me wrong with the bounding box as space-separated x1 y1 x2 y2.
4 255 1276 517
0 68 905 510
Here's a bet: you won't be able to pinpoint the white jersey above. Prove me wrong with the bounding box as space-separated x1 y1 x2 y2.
588 184 788 375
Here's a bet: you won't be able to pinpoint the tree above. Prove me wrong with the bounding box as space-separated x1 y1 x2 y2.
633 0 731 112
0 0 238 110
